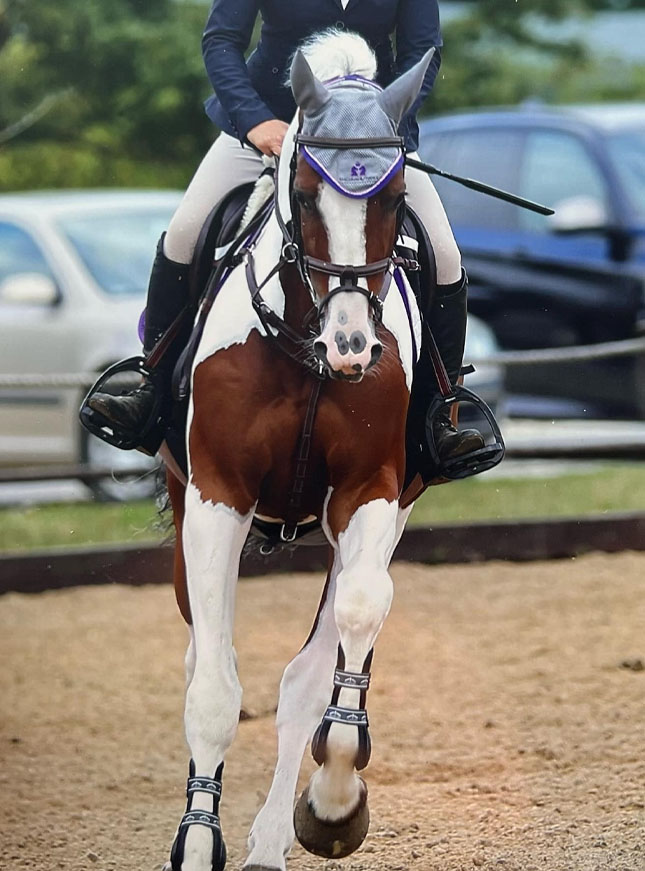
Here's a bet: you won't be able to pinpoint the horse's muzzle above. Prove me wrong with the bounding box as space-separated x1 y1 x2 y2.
313 335 382 380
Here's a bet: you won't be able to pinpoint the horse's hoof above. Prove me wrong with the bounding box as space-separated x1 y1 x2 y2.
293 780 369 858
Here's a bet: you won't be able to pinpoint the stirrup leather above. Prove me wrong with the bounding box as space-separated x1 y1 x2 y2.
79 356 164 454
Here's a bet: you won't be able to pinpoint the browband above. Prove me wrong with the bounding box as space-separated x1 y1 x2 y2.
295 135 405 150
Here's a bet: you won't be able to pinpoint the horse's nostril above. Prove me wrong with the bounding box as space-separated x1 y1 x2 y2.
352 363 363 373
349 331 367 354
369 343 383 367
313 340 328 364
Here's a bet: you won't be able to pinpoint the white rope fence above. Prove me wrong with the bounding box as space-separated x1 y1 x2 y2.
1 336 645 389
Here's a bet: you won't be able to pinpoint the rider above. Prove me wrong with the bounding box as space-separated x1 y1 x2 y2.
89 0 484 463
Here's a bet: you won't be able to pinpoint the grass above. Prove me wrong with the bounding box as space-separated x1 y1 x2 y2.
1 463 645 553
409 462 645 527
0 500 164 553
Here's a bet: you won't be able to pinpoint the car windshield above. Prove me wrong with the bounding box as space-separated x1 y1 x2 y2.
58 207 175 294
606 128 645 222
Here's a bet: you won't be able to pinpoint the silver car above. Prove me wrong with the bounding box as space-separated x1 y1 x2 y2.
0 189 502 501
0 190 181 499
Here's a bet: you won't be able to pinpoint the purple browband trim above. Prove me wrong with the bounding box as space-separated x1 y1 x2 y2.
323 74 383 91
393 267 418 365
300 149 404 199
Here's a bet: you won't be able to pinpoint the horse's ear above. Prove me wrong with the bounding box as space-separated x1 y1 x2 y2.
290 50 331 116
377 47 436 125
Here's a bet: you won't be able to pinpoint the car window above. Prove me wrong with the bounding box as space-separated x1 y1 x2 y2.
58 209 173 295
519 131 609 233
418 128 523 231
0 221 54 287
606 127 645 222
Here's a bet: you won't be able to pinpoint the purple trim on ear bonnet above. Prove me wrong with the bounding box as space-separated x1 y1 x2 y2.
138 309 146 344
301 148 403 199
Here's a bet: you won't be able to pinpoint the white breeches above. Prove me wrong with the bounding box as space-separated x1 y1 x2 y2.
164 133 462 285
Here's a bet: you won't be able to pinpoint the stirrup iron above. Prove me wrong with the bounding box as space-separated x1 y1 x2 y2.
79 356 164 454
426 384 505 480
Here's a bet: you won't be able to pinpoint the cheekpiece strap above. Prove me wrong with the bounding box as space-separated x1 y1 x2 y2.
178 810 221 832
323 705 369 726
334 668 371 690
187 777 222 799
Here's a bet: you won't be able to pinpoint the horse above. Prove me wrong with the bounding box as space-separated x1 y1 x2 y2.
164 30 435 871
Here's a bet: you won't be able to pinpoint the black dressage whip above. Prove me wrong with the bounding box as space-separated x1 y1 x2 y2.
405 157 555 216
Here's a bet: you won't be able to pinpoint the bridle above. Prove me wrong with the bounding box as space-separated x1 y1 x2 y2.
284 132 409 325
242 126 418 377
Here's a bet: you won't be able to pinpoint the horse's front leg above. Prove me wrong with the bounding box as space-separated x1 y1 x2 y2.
294 484 411 859
168 479 255 871
243 552 341 871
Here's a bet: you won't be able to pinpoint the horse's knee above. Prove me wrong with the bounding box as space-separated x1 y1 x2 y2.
184 665 242 756
334 565 393 642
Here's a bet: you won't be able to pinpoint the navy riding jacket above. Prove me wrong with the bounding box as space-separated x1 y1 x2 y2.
202 0 442 153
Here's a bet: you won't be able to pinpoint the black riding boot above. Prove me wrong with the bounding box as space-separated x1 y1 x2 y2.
427 270 484 461
88 235 190 444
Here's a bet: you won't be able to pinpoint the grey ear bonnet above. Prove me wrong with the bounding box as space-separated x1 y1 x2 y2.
290 50 332 116
290 48 435 198
377 47 435 124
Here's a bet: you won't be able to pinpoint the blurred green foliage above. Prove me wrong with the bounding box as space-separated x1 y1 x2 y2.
0 0 644 191
433 0 645 114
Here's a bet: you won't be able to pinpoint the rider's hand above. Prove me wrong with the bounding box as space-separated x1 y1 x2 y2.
247 119 290 156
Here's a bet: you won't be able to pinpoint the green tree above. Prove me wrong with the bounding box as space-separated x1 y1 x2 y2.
0 0 643 190
432 0 645 113
1 0 213 188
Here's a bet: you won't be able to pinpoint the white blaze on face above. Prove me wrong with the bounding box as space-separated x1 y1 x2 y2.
315 183 381 377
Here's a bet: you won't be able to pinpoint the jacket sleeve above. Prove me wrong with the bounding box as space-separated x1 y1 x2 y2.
394 0 442 151
202 0 275 142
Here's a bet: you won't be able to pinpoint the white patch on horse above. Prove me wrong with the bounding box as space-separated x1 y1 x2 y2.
308 497 399 821
381 267 420 391
244 551 342 870
315 184 379 374
194 116 301 373
180 483 255 871
193 215 285 368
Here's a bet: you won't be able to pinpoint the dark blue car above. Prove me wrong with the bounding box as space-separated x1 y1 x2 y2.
418 104 645 419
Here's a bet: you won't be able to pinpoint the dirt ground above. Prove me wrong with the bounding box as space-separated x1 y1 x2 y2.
1 552 644 871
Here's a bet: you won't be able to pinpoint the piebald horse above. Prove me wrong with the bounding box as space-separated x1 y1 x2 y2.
165 31 432 871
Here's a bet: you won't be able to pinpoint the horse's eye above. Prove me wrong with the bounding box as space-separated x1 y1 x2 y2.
294 190 316 212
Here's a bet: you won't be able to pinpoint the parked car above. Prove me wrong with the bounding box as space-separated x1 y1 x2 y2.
418 103 645 419
0 190 181 500
0 189 502 501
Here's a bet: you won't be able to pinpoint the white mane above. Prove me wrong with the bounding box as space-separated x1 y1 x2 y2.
293 28 377 82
